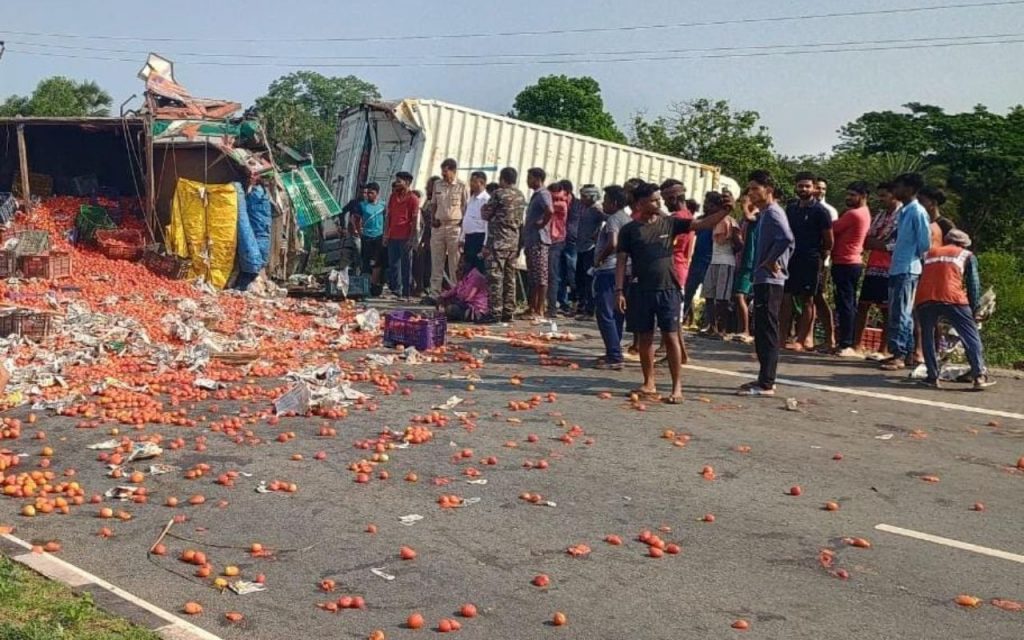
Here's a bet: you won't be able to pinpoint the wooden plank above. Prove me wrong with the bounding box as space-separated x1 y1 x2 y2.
16 124 31 208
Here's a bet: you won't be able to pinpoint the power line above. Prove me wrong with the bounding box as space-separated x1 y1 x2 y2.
1 0 1022 44
9 37 1024 69
6 32 1022 62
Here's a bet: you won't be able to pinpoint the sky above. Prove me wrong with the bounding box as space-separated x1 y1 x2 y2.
1 0 1023 156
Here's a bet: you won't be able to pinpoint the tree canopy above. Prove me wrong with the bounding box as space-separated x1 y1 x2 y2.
837 103 1024 251
510 75 626 144
0 77 112 117
254 71 380 170
632 99 779 183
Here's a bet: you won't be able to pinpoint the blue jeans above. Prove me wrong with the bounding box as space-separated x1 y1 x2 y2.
917 303 986 381
546 242 565 315
886 273 919 358
594 271 624 363
557 243 578 309
387 240 412 298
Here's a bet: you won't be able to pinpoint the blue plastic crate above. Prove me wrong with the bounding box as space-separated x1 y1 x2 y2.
382 311 447 351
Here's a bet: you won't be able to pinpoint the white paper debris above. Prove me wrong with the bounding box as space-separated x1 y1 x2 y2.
432 396 464 411
399 514 424 526
229 581 266 595
371 568 395 581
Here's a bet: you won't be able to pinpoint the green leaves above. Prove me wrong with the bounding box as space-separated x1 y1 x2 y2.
838 103 1024 251
632 99 779 181
510 75 626 144
0 77 112 118
253 72 380 169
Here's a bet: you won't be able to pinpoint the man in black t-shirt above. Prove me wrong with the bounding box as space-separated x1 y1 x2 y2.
616 183 734 404
781 172 833 350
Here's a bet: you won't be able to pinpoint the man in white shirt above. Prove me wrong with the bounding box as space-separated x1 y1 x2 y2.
813 177 839 351
460 171 490 276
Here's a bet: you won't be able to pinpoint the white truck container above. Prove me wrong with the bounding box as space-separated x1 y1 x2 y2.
328 98 738 205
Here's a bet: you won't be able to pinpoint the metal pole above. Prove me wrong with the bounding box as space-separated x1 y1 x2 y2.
16 123 31 209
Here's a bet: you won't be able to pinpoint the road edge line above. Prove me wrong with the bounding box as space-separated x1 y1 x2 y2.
2 532 223 640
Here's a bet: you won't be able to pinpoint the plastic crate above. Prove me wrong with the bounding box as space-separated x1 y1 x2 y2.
862 327 883 353
95 229 144 261
141 245 191 279
13 230 51 257
76 205 115 243
326 273 371 300
0 309 54 342
0 193 16 223
382 311 447 351
19 251 72 280
0 250 16 278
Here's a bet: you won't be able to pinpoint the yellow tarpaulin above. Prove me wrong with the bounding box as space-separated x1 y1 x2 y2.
166 178 238 289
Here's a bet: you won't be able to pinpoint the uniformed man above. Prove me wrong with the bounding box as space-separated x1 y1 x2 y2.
479 167 526 324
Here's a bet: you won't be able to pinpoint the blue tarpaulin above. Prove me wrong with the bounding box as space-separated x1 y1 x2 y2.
234 183 262 274
246 184 272 266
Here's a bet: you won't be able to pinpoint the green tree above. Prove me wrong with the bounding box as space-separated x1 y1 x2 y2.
0 77 112 117
632 99 779 182
510 75 626 144
837 103 1024 251
254 71 380 170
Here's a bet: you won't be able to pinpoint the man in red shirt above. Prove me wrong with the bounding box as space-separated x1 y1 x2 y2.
546 182 570 318
830 181 872 357
384 171 420 301
914 229 993 390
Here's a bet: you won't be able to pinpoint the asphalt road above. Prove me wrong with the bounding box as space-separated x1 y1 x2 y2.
2 314 1022 640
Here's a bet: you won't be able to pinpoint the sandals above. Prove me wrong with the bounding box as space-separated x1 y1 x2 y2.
880 360 906 371
665 394 684 405
628 389 662 401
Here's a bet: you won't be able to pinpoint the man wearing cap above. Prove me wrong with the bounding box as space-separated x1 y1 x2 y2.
914 229 994 390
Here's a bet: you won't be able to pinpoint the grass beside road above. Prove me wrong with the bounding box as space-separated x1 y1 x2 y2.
0 555 160 640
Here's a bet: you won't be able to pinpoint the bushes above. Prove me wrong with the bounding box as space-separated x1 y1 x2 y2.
977 251 1024 368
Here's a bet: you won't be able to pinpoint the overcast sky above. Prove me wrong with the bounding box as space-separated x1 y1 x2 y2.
2 0 1023 156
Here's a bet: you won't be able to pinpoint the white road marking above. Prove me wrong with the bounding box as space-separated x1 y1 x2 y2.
875 524 1024 564
2 533 222 640
477 334 1024 421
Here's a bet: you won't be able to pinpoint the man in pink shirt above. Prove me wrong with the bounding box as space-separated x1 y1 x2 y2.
830 181 872 357
546 183 570 319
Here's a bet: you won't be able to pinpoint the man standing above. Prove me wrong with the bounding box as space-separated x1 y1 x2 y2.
574 185 603 320
853 182 900 355
661 180 694 294
830 181 871 357
914 229 994 390
385 172 420 300
479 167 526 324
737 170 795 397
615 184 734 404
460 171 490 276
559 179 583 314
813 177 840 349
881 172 932 371
546 183 569 318
352 182 386 297
593 186 630 369
523 168 554 320
780 172 833 351
425 159 469 304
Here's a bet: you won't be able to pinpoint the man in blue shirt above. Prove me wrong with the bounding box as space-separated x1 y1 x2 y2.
353 182 387 297
881 173 932 370
738 170 795 397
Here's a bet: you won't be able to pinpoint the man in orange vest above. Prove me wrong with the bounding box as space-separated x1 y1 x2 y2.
914 229 993 390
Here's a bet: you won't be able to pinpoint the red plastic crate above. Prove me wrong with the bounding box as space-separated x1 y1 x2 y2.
862 327 883 352
95 229 144 261
382 311 447 351
18 251 71 280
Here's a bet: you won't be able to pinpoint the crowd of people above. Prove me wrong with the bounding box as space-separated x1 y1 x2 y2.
335 159 995 401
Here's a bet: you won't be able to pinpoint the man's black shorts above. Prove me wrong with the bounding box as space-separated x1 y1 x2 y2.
859 275 889 305
785 255 822 296
628 289 682 333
